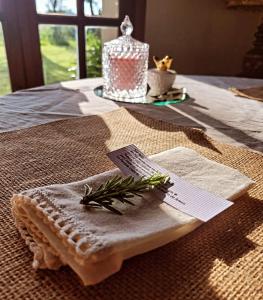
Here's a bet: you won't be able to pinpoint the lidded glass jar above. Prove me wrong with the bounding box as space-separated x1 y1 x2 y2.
102 16 149 101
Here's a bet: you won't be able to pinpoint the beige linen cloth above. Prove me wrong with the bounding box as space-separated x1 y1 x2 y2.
11 147 254 286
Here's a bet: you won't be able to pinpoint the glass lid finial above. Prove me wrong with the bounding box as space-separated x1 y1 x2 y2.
120 15 133 36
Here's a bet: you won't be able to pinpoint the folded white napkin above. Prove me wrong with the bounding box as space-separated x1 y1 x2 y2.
11 147 254 285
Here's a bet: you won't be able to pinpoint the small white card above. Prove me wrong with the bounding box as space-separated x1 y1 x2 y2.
107 144 233 222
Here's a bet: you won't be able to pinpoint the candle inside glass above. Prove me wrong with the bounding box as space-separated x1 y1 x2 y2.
110 57 144 91
102 16 149 101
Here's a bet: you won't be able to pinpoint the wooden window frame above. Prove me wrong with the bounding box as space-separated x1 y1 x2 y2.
0 0 146 92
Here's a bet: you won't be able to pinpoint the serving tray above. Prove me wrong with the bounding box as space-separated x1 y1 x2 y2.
94 86 190 106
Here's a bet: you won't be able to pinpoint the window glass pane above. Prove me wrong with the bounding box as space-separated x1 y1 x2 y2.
39 25 78 84
35 0 77 16
0 23 11 95
84 0 119 18
86 26 118 77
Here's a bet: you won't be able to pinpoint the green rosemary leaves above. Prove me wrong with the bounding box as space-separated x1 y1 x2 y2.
80 173 170 215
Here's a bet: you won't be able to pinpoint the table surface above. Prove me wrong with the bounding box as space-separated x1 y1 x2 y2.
1 75 262 152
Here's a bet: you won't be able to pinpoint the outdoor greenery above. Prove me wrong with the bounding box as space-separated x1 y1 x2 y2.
40 25 103 84
0 25 11 95
40 25 78 84
86 29 103 78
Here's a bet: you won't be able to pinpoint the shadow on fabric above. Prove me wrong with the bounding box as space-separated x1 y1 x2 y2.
0 108 262 300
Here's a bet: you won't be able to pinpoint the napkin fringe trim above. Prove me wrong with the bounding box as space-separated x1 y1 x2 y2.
11 199 63 269
12 192 106 263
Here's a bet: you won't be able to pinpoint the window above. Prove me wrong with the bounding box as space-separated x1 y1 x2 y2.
39 24 78 83
86 26 118 77
36 0 122 83
84 0 119 18
35 0 77 15
0 22 11 95
0 0 146 91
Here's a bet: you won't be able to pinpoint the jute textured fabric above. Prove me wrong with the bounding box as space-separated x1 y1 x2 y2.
0 108 262 299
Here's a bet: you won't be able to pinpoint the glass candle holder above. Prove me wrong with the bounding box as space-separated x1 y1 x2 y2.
102 16 149 101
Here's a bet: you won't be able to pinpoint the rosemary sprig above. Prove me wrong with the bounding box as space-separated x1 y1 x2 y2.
80 173 170 215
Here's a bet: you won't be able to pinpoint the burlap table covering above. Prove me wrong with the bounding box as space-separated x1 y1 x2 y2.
230 86 263 102
0 108 262 300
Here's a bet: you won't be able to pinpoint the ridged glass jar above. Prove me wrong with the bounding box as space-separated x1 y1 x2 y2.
102 16 149 102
